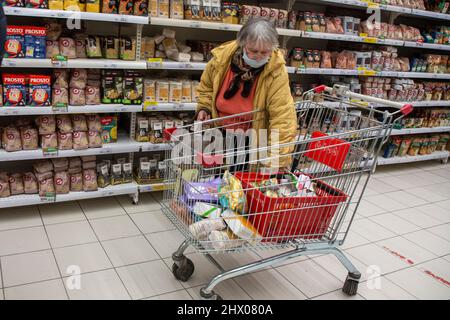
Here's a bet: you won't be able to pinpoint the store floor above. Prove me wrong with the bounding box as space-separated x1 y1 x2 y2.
0 162 449 300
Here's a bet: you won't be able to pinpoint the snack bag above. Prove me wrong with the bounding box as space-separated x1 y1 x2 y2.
4 26 25 58
2 74 27 106
218 171 247 214
28 75 51 106
221 209 262 244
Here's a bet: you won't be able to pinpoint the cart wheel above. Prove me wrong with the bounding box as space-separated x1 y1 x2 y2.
200 289 222 300
342 274 360 296
172 258 195 282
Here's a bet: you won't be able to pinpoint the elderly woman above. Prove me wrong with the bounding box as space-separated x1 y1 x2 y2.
195 18 298 170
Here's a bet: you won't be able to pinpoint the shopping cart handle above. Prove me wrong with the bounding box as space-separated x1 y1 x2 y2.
313 85 328 94
401 104 413 116
164 127 177 141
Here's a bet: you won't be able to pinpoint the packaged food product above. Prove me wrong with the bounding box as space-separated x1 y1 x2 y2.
118 0 133 14
85 35 102 58
46 40 60 58
100 115 118 143
87 131 102 148
407 137 422 156
0 172 11 198
84 85 100 105
103 36 120 59
71 114 88 131
136 117 149 142
86 0 100 12
240 5 253 25
222 2 239 24
419 137 430 155
158 0 169 18
123 76 143 104
102 0 117 13
120 37 136 60
70 69 87 89
57 132 73 150
110 163 122 185
181 81 192 102
4 26 25 58
39 177 55 197
193 202 222 219
123 163 132 183
156 80 169 102
72 131 88 150
20 127 38 150
397 137 412 156
74 35 87 58
169 0 183 19
68 172 82 191
24 26 46 59
277 9 288 29
169 81 182 103
44 20 62 41
41 133 57 150
221 209 262 243
148 0 157 17
36 115 56 135
28 75 51 106
189 218 226 240
144 78 156 102
53 171 69 194
23 172 38 194
9 173 24 195
69 88 85 106
59 37 76 59
2 74 27 106
26 0 49 8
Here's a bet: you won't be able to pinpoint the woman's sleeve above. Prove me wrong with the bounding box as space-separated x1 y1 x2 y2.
265 68 298 168
195 60 215 116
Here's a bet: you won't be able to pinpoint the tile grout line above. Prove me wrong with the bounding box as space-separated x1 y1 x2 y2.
75 199 134 300
36 205 70 300
0 258 4 299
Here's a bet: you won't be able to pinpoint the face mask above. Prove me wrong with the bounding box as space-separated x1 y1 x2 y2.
243 49 269 68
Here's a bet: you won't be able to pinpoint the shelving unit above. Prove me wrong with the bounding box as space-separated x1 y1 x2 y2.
0 105 142 116
377 151 449 165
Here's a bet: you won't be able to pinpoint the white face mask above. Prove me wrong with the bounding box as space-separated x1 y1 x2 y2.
243 49 269 69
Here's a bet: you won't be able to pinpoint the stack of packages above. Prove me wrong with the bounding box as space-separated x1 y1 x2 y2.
52 69 101 106
2 74 52 106
134 155 165 184
135 112 191 143
359 20 423 41
422 26 450 45
144 77 200 104
96 156 133 188
3 25 47 59
149 28 205 62
423 0 450 13
383 134 450 158
402 108 450 129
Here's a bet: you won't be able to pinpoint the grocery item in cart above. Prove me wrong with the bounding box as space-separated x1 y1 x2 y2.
2 74 27 106
23 172 38 194
221 209 262 244
189 218 227 240
218 171 247 213
193 202 222 219
28 75 51 106
9 173 24 195
4 26 25 58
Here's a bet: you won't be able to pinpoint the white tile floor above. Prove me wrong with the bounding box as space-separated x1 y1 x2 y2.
0 162 449 300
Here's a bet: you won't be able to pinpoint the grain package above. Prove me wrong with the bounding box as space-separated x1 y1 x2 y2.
100 115 118 143
36 115 56 135
23 172 38 194
59 37 76 59
86 35 102 58
57 132 73 150
182 81 192 102
123 75 143 105
103 36 120 59
74 34 87 58
136 116 149 142
102 0 117 13
87 131 102 148
72 114 88 131
41 133 58 150
85 85 101 105
0 173 11 198
73 131 89 150
134 0 147 15
120 37 136 60
9 173 24 195
69 88 86 106
144 78 156 102
169 81 182 103
119 0 133 14
170 0 183 19
111 163 123 185
20 127 39 150
158 0 169 18
156 80 169 102
39 177 55 197
54 171 70 194
70 172 83 191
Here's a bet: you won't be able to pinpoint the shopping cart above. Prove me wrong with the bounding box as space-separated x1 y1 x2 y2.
161 84 413 300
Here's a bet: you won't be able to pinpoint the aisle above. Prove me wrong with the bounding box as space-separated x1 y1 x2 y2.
0 162 449 300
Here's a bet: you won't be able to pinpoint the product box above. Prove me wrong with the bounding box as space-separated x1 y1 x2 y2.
2 0 25 7
157 0 169 18
28 74 51 106
24 26 47 59
2 74 27 106
4 26 25 58
100 115 118 143
25 0 48 8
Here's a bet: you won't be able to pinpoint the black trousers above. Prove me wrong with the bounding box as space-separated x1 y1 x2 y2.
0 5 7 65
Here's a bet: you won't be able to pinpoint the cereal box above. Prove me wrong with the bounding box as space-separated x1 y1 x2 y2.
2 74 27 106
4 26 25 58
24 26 47 59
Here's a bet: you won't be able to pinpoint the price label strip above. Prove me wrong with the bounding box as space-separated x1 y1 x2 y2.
41 192 56 203
148 58 163 68
51 55 68 67
143 101 158 111
43 147 58 157
52 102 68 113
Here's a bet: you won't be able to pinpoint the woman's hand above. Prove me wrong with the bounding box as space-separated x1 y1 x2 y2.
197 110 211 121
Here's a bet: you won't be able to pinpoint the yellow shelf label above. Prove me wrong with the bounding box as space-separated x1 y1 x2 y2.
148 58 163 63
362 37 378 44
143 101 158 111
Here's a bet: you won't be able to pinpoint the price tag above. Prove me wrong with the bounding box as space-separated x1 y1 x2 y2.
102 190 115 196
143 101 158 111
181 63 193 69
41 193 56 203
99 148 112 154
219 25 231 31
141 185 153 192
148 58 163 68
4 59 17 67
108 63 119 68
359 69 378 76
189 21 201 28
43 148 58 157
52 103 68 113
152 184 166 192
362 37 378 44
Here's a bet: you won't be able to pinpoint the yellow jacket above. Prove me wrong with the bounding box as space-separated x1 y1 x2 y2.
196 40 298 168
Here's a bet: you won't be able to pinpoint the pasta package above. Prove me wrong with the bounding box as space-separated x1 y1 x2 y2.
86 0 100 12
134 0 148 16
36 115 56 135
87 114 102 132
118 0 133 14
56 114 73 133
9 173 25 195
46 40 60 58
156 80 169 102
23 172 38 194
41 133 58 150
86 35 102 58
102 0 117 13
59 37 76 59
20 127 39 150
57 132 73 150
87 131 102 148
72 114 88 131
103 36 120 59
70 172 83 191
70 88 86 106
73 131 89 150
54 171 70 194
39 177 55 197
3 126 22 152
83 169 98 191
144 78 156 102
120 37 136 61
169 81 182 103
218 171 247 214
85 85 101 105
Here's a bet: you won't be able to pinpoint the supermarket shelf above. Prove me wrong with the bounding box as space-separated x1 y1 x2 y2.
0 183 139 209
391 126 450 135
295 68 450 79
138 182 168 193
302 31 404 46
149 17 301 37
2 58 148 69
3 6 148 24
0 136 140 162
404 41 450 52
0 104 142 115
143 102 196 111
411 101 450 107
377 151 449 165
138 142 172 152
410 8 450 20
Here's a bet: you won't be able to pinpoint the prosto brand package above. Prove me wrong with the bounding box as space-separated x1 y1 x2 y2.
24 26 47 59
28 74 51 106
2 74 27 106
4 26 25 58
25 0 48 9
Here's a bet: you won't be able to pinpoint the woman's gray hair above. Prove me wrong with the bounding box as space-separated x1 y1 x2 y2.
237 18 279 50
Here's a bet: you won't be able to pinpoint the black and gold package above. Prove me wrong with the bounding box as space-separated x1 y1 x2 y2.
97 162 111 188
123 163 133 183
123 75 143 105
111 163 123 185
